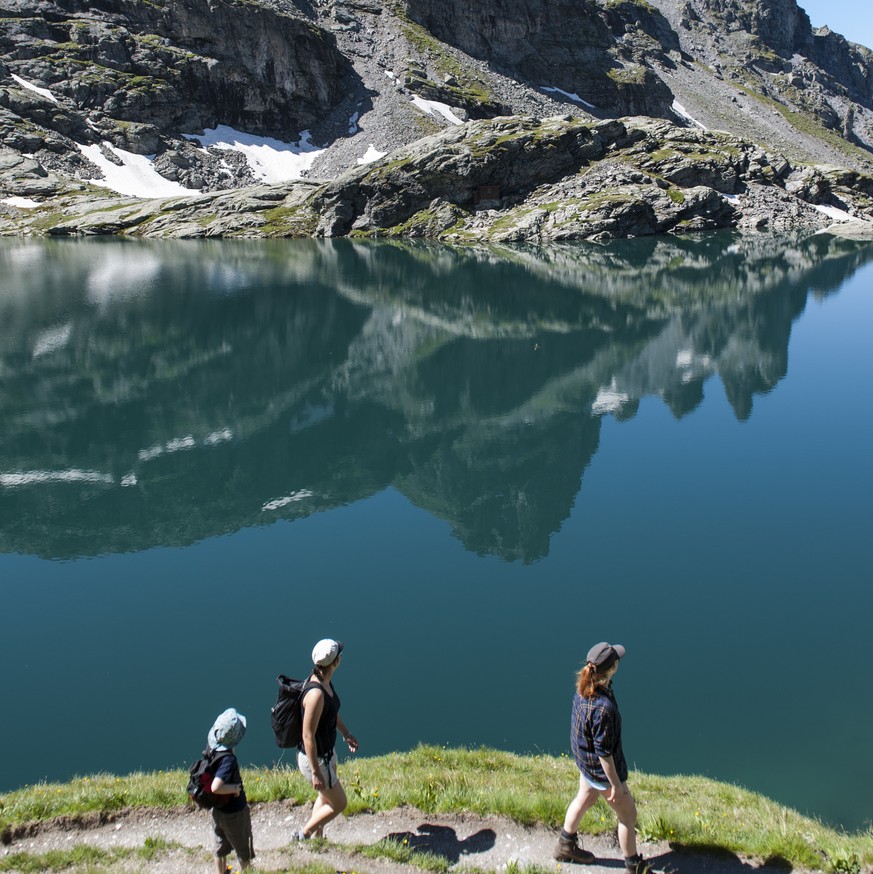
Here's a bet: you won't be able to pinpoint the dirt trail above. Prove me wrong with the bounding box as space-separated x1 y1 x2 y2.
1 803 800 874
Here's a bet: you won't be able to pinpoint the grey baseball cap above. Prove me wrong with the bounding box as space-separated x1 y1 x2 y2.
586 642 626 669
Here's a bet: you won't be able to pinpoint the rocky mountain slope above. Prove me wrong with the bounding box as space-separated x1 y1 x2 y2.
2 0 873 239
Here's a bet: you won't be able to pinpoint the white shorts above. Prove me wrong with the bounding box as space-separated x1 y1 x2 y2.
297 749 338 789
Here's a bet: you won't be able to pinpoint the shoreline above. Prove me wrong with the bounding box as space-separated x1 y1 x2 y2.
2 747 870 873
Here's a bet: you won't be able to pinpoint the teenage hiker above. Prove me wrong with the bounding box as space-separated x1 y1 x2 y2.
206 708 254 872
555 642 653 874
294 638 359 840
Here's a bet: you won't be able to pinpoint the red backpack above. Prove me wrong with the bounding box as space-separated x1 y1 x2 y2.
187 748 231 809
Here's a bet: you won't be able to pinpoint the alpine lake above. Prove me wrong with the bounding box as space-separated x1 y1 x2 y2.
1 232 871 832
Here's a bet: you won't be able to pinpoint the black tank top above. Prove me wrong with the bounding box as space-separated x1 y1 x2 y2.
304 680 340 757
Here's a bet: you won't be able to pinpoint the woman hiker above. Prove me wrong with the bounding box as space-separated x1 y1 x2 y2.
555 641 652 874
294 638 359 840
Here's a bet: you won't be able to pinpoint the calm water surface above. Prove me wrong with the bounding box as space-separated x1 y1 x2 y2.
1 234 871 830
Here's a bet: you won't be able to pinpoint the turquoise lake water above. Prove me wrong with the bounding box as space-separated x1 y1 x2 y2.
1 234 871 830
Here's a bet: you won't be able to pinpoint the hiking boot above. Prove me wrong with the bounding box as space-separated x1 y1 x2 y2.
554 834 595 864
625 854 653 874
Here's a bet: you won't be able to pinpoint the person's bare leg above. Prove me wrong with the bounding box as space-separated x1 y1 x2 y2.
309 794 332 837
563 776 601 833
303 782 347 836
607 784 639 859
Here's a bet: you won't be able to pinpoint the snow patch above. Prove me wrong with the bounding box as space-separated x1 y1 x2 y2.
137 429 233 461
348 112 360 135
592 386 630 415
11 73 58 103
540 85 597 110
138 435 195 461
77 142 194 198
2 196 40 209
183 125 324 183
357 145 387 165
1 469 112 487
86 250 164 304
813 204 854 222
205 429 234 445
672 100 708 130
262 489 314 511
32 323 72 358
410 96 464 125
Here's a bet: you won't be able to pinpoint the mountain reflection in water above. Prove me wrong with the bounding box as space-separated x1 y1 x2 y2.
0 233 870 563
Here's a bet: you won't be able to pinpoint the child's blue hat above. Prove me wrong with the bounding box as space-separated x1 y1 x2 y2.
208 707 247 750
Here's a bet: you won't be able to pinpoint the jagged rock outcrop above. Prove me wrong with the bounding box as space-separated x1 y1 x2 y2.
0 0 353 152
404 0 675 117
652 0 873 160
4 114 872 242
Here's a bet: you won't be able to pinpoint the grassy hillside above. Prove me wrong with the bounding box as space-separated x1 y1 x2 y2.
1 746 870 873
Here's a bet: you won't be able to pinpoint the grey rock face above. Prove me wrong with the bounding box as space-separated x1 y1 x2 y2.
405 0 674 117
1 0 354 144
2 0 873 239
4 115 871 242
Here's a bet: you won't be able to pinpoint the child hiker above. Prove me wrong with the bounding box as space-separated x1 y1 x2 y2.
207 708 254 872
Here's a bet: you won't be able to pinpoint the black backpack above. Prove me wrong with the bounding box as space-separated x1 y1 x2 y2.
187 748 231 809
271 675 320 748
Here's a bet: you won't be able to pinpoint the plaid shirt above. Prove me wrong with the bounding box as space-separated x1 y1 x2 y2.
570 683 628 784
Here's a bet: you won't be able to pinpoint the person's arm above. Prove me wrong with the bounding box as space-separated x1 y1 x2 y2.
210 776 241 796
336 715 358 753
301 687 326 791
210 758 242 795
592 703 625 802
597 754 626 803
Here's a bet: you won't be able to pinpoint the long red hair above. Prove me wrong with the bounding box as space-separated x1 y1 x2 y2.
576 662 612 698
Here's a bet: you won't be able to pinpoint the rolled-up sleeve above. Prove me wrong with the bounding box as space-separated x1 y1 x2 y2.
590 702 617 759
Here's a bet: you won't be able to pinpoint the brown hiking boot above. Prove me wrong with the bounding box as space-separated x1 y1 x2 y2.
554 834 595 864
625 854 654 874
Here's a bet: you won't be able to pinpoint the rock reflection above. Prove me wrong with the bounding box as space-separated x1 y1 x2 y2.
0 233 870 561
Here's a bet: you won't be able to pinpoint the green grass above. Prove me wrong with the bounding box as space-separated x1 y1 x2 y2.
0 837 186 872
354 836 451 872
1 747 871 872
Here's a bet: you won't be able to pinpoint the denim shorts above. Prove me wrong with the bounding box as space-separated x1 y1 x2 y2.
581 771 610 791
297 748 338 789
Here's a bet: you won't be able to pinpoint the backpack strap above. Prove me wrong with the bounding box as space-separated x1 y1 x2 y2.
297 680 328 751
302 679 325 697
204 748 233 767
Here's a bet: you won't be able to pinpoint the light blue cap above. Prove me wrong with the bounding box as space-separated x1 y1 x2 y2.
208 707 247 751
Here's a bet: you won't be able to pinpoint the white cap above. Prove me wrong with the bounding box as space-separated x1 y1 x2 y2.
312 638 344 667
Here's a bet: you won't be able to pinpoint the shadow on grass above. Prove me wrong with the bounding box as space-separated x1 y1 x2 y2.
385 823 497 864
